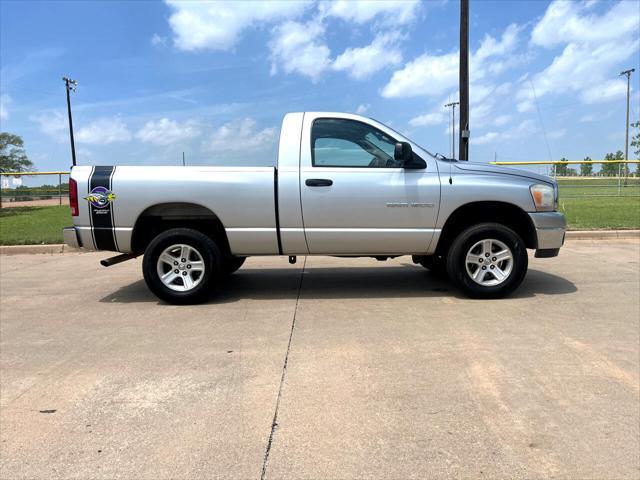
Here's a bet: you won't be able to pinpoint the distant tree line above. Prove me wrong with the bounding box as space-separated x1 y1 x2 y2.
551 151 639 177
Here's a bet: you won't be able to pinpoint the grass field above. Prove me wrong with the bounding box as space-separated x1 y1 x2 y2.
555 177 640 229
0 186 638 245
0 206 70 245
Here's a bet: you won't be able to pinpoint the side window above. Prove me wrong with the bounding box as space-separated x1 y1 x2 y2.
312 118 402 168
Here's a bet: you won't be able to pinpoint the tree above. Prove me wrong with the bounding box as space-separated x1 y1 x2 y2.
580 156 593 176
631 121 640 159
601 153 616 177
552 157 571 176
0 133 33 173
631 121 640 176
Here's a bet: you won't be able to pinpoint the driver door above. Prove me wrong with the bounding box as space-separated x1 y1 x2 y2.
300 116 440 254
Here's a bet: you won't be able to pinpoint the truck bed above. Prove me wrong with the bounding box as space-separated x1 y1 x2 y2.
71 165 279 254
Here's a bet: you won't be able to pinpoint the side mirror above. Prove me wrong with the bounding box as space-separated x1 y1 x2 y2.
394 141 426 169
394 142 412 163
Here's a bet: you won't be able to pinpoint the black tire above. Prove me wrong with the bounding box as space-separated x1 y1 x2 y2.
446 223 528 299
416 254 448 278
222 255 246 275
142 228 221 305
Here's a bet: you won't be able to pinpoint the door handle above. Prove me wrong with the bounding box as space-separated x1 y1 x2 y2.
305 178 333 187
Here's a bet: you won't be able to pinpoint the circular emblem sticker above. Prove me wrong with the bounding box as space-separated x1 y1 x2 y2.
85 186 116 209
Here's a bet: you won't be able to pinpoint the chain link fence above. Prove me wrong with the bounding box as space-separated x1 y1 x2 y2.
0 172 70 208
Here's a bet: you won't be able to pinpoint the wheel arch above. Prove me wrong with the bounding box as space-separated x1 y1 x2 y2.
131 202 230 255
436 201 537 255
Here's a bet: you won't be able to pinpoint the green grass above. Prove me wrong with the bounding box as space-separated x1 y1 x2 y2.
0 206 71 245
559 196 640 230
555 178 640 229
557 177 640 197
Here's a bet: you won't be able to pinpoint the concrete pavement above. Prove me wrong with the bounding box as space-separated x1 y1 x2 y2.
1 240 639 479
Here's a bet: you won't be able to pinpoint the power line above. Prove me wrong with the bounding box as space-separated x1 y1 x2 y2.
528 79 553 162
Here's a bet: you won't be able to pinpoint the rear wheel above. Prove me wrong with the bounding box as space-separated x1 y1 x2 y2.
446 223 528 299
142 228 221 304
415 254 448 277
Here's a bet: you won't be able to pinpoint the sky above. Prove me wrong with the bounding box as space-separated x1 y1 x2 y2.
1 0 639 173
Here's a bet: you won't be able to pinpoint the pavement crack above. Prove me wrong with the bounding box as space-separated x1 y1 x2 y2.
260 256 306 480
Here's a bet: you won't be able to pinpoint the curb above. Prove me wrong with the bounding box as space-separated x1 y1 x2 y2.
565 229 640 240
1 230 638 255
0 244 81 255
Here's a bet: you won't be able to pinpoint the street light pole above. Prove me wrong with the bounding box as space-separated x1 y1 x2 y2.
459 0 470 160
445 101 459 159
63 77 77 167
620 68 635 178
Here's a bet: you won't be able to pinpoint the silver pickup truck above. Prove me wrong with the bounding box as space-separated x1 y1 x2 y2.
64 112 565 304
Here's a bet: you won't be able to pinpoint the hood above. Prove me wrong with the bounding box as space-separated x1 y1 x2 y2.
453 161 554 185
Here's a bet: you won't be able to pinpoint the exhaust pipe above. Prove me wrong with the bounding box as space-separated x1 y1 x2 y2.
100 253 136 267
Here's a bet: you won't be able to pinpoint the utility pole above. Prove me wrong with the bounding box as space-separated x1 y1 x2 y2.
459 0 470 160
445 101 459 159
620 68 634 178
62 77 77 167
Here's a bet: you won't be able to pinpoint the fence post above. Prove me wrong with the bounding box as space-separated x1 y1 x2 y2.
0 174 3 208
618 163 622 196
58 173 62 205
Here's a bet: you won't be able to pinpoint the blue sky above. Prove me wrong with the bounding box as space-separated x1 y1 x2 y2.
1 0 638 172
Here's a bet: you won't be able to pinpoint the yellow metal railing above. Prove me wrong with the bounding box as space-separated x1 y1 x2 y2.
490 160 640 165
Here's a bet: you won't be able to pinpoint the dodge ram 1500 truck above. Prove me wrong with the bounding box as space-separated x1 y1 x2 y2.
64 112 566 304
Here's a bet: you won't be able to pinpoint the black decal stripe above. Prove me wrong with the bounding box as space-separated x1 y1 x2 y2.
89 166 117 251
108 167 119 251
88 166 97 249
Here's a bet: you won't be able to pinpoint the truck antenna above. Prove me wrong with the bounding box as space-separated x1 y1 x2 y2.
62 77 77 167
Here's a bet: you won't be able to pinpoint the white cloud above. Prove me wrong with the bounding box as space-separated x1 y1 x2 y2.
76 117 131 145
150 34 167 47
333 32 403 80
382 23 521 98
207 118 275 151
269 20 331 82
381 51 458 98
409 111 446 127
136 118 200 146
472 131 499 145
493 114 511 127
474 23 522 64
0 94 10 122
166 0 309 51
470 119 538 146
31 111 67 142
321 0 420 26
518 0 639 107
356 104 370 115
531 0 639 48
581 79 628 104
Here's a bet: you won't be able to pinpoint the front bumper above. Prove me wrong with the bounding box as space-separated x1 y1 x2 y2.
63 226 81 249
528 212 566 257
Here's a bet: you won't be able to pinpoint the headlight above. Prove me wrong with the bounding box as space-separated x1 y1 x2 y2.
530 184 555 211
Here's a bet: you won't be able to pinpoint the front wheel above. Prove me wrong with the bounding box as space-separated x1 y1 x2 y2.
446 223 528 299
142 228 222 304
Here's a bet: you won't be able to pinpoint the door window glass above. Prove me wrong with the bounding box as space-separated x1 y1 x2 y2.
312 118 401 168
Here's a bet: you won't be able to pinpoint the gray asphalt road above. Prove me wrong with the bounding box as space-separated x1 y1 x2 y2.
1 240 639 479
